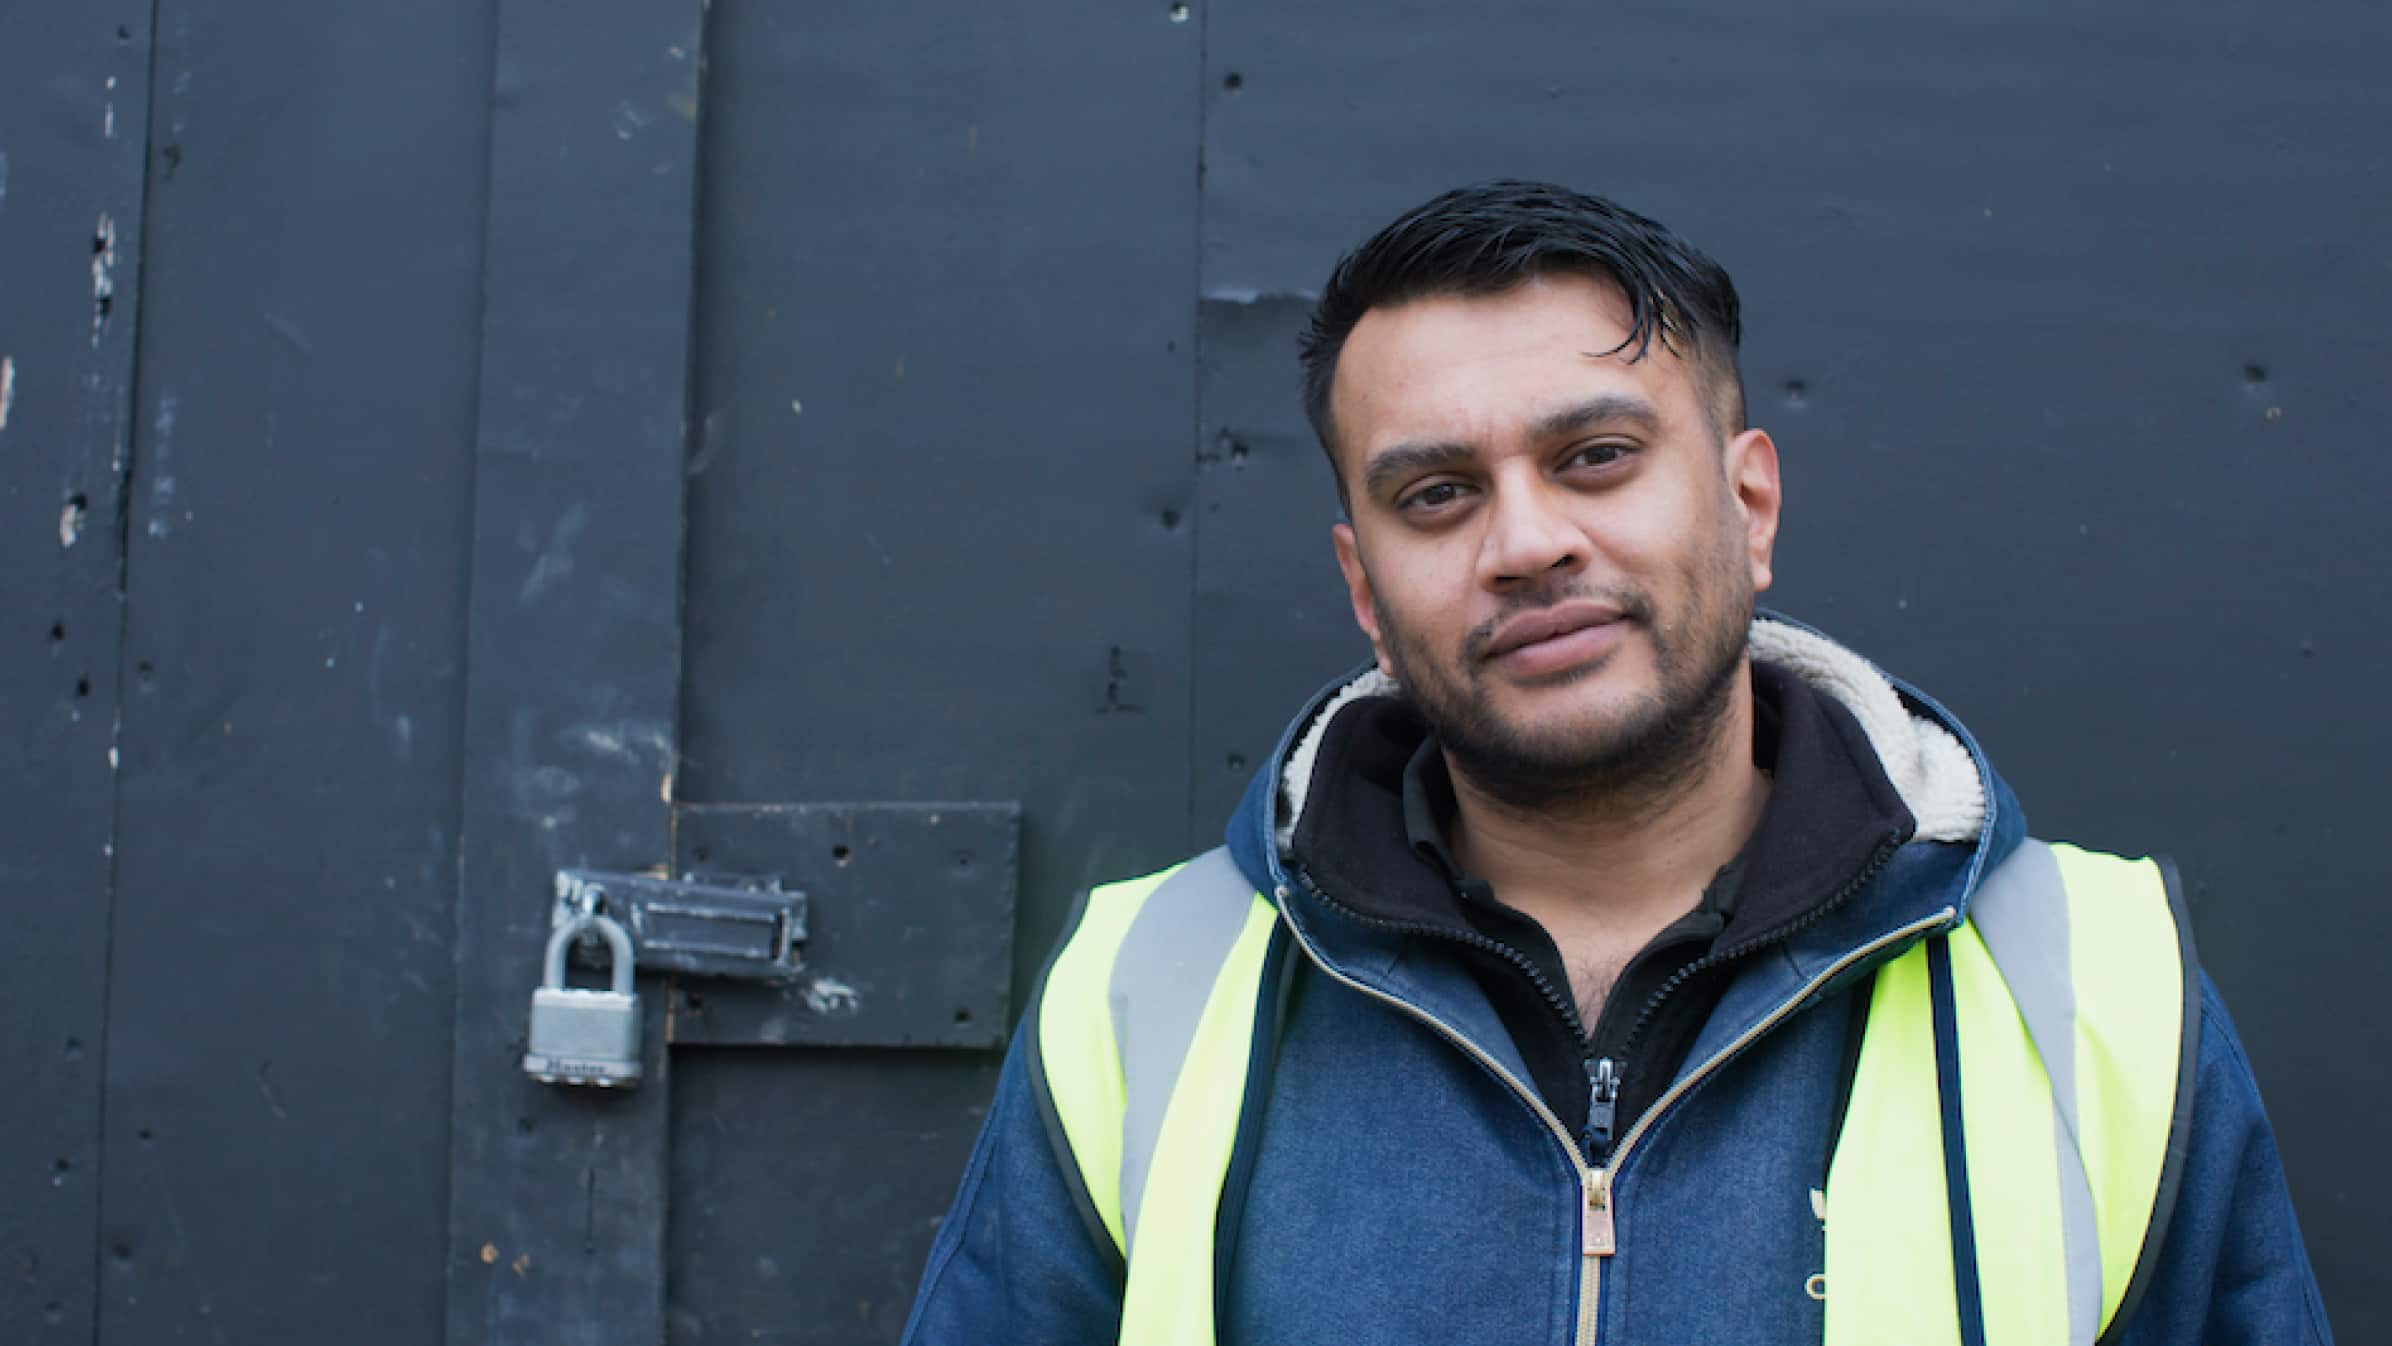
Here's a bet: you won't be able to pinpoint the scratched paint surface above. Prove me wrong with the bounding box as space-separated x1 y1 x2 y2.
0 7 153 1345
71 0 492 1343
2 1 2384 1344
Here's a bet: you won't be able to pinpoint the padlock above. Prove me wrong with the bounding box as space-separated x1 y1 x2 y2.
522 912 643 1087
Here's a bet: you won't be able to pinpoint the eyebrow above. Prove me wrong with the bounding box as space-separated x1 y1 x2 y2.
1361 439 1477 500
1359 394 1664 500
1535 393 1662 440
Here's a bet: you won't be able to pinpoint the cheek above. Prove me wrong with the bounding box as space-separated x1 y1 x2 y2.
1365 551 1465 642
1608 481 1737 606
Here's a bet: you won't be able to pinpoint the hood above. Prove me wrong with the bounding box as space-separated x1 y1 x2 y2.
1225 613 2003 909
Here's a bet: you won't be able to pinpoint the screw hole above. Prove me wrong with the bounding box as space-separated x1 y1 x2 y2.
117 24 131 40
75 676 92 698
953 1008 973 1025
1160 508 1182 529
685 992 706 1011
831 844 851 866
1226 752 1246 772
2243 364 2268 384
136 1128 154 1144
1167 2 1188 20
1222 72 1244 91
1783 379 1808 404
63 1037 83 1060
692 846 712 864
49 622 66 645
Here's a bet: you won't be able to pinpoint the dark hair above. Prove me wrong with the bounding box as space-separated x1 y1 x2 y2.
1298 180 1745 493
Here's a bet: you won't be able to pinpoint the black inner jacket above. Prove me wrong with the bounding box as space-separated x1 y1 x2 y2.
1286 660 1917 1162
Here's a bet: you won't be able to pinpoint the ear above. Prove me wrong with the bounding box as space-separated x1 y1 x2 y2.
1331 522 1395 678
1723 428 1782 594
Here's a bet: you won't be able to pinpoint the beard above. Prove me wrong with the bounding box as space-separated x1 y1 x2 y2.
1373 538 1753 814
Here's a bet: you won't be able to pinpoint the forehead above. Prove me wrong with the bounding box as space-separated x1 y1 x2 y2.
1329 272 1701 460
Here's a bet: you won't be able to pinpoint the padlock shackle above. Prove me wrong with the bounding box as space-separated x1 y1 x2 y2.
544 913 637 995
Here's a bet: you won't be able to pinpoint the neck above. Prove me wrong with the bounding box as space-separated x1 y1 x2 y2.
1446 664 1772 931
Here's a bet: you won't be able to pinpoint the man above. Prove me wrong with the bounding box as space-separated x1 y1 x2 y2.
901 182 2330 1344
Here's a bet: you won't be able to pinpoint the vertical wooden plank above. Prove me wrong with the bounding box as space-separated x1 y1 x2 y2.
442 0 705 1341
662 2 1201 1336
0 6 151 1342
82 0 494 1341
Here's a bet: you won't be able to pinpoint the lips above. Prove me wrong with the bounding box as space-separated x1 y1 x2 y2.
1482 599 1626 662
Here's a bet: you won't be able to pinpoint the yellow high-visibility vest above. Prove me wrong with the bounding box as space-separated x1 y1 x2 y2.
1032 840 2195 1346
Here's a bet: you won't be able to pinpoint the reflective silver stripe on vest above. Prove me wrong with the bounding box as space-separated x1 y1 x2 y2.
1970 839 2102 1344
1108 846 1254 1253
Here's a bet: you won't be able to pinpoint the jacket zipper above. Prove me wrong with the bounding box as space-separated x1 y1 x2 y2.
1585 830 1905 1157
1275 865 1952 1346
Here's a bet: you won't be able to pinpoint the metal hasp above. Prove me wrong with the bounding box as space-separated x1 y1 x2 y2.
553 868 809 982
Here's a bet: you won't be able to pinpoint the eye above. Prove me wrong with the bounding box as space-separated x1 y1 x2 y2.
1562 441 1631 472
1396 480 1472 514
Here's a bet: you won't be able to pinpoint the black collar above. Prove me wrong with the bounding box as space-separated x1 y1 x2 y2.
1291 661 1916 953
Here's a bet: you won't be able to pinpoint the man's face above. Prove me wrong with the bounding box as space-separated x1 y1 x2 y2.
1328 272 1782 805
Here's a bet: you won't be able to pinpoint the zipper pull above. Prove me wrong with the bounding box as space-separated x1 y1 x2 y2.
1582 1057 1619 1160
1582 1167 1616 1257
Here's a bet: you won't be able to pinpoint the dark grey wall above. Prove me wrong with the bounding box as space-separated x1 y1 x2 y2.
1 0 2381 1342
3 1 491 1342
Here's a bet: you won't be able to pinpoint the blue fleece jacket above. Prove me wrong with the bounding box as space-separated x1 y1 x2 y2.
901 622 2332 1344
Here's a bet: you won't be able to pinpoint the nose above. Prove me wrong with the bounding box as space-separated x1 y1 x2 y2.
1477 471 1584 590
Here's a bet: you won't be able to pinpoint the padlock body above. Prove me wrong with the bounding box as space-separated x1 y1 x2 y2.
523 987 643 1087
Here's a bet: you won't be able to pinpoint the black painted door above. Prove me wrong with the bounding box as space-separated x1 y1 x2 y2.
4 3 2381 1345
440 4 1211 1343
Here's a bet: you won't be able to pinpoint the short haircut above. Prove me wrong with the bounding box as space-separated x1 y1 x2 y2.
1298 180 1746 497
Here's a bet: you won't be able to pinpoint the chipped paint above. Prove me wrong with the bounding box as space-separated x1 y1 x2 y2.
60 497 85 548
147 389 178 539
574 720 670 764
518 503 588 605
0 355 15 431
611 99 654 141
801 976 861 1016
90 213 116 347
104 102 115 139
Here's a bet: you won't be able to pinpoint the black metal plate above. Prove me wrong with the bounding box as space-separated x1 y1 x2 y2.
669 804 1017 1048
666 1048 999 1346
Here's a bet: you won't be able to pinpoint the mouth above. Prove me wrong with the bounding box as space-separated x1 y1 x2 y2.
1481 600 1627 677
